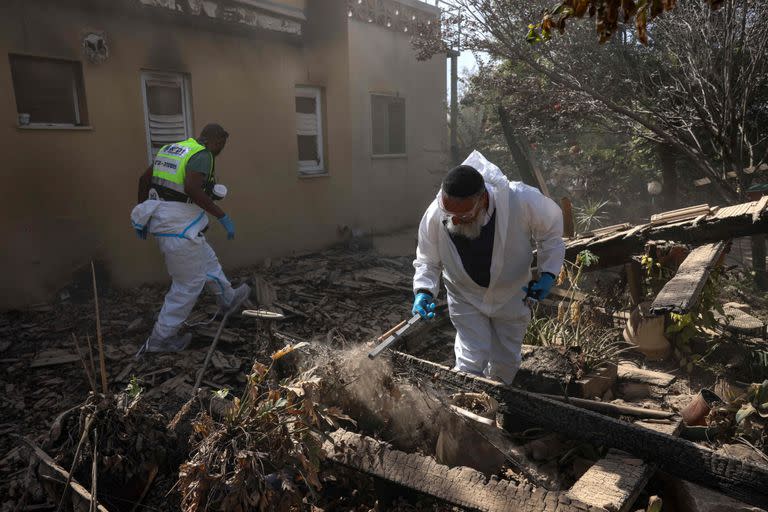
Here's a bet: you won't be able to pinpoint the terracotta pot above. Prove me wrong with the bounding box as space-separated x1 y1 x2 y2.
680 389 722 426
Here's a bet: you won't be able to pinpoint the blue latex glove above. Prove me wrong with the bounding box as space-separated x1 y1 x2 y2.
412 292 436 319
522 272 556 301
135 226 148 240
218 214 235 240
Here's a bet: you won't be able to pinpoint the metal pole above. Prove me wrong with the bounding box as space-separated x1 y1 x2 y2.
449 49 459 164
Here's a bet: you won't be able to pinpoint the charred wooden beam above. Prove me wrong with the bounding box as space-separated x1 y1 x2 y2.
650 241 728 315
389 351 768 508
323 429 599 512
562 199 768 269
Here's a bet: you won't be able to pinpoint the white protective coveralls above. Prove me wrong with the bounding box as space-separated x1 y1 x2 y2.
413 151 565 384
131 200 236 341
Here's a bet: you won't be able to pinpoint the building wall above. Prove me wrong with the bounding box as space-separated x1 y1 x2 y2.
347 13 448 233
0 0 445 308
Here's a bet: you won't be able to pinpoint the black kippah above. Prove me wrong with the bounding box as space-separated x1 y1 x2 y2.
442 165 484 198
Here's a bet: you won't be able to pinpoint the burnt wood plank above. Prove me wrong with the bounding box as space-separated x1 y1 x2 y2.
390 351 768 509
649 241 728 315
560 199 768 270
324 429 599 512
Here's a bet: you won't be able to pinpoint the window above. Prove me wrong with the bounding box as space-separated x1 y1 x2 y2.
9 54 88 126
371 94 406 156
141 71 193 162
295 87 325 175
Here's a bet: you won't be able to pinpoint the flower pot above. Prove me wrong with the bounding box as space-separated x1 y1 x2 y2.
680 389 722 426
623 301 671 360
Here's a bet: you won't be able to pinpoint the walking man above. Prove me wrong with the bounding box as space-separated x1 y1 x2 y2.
131 124 250 354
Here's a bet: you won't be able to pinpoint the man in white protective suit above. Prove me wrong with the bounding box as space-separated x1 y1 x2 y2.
412 151 565 384
131 123 250 355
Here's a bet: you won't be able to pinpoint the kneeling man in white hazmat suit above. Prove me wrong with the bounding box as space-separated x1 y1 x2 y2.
131 123 250 355
412 151 565 384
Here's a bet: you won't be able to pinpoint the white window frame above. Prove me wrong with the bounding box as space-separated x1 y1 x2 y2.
370 93 407 158
140 71 193 164
295 86 325 175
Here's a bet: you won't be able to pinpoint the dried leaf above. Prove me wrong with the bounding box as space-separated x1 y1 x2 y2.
271 342 310 361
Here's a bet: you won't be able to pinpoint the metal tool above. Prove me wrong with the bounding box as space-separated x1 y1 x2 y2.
193 308 234 395
368 313 422 359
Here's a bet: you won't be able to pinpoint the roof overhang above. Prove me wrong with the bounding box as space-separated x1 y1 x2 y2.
136 0 303 36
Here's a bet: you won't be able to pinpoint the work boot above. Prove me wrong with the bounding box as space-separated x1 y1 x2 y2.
135 332 193 358
220 284 251 315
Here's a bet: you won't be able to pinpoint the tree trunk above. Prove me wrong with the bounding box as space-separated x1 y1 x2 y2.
659 145 678 211
496 106 542 191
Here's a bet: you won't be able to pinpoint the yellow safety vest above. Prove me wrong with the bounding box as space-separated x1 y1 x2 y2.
150 138 215 201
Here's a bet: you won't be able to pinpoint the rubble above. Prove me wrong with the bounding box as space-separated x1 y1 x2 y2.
1 235 767 511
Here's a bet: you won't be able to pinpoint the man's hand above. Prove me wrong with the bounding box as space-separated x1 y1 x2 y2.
522 272 556 301
135 226 148 240
412 292 436 319
218 214 235 240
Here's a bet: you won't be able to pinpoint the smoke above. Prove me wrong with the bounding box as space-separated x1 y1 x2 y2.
304 344 449 453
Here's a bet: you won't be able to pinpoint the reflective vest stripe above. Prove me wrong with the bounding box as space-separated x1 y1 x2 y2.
150 176 185 193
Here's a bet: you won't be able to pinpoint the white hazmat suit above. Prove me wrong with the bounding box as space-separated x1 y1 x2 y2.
131 200 238 346
413 151 565 384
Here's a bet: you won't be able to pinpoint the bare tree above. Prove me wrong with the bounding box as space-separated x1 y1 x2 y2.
416 0 768 203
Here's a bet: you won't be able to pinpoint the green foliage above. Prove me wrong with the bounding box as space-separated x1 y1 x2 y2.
664 270 726 374
524 250 628 374
127 375 143 400
640 254 675 298
709 380 768 455
574 199 610 233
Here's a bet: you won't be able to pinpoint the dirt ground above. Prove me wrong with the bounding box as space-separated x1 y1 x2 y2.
1 238 767 511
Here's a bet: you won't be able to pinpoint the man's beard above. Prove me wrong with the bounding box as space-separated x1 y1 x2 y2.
446 213 484 240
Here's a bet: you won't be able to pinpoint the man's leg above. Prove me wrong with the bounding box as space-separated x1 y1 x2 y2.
145 238 209 350
487 312 530 385
449 300 492 377
199 237 250 312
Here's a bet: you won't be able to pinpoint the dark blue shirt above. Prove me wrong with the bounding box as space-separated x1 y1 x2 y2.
447 210 496 288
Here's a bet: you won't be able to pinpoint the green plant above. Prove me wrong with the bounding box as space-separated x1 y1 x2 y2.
640 254 675 299
665 270 726 373
525 250 629 374
749 350 768 382
574 200 610 234
127 375 143 400
709 380 768 456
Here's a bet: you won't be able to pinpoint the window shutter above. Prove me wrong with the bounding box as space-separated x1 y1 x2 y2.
295 87 324 173
142 73 191 158
296 112 318 136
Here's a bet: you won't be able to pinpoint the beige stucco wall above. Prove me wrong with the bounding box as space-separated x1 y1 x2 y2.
347 16 448 232
0 0 445 309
